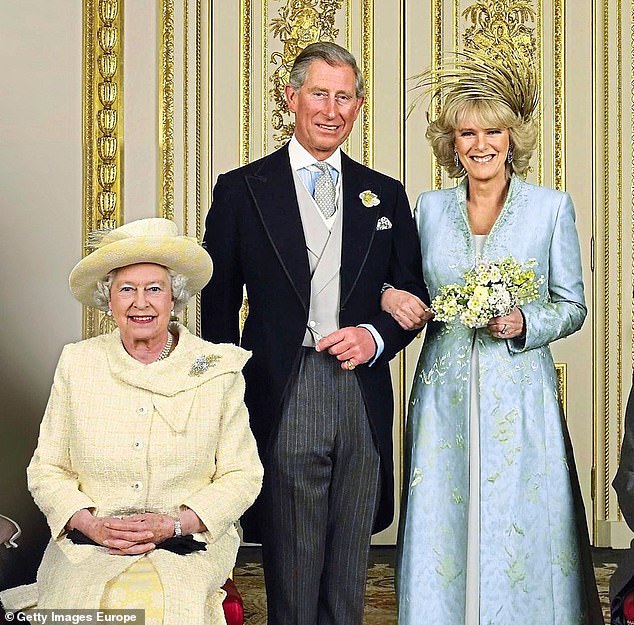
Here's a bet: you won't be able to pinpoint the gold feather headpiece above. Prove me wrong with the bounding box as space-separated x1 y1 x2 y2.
410 48 539 124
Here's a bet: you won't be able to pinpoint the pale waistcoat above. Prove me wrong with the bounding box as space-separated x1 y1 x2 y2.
292 169 343 346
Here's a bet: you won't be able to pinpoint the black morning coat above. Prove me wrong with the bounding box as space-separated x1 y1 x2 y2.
201 143 427 542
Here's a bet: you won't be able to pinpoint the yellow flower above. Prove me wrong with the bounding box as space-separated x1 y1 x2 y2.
359 190 380 207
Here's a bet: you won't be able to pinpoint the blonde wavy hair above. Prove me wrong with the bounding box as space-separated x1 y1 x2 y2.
410 49 539 179
427 95 538 179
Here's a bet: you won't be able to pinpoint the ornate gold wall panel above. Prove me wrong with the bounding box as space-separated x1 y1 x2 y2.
82 0 124 338
239 0 374 167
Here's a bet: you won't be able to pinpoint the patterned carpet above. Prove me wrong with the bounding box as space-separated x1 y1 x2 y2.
234 551 616 624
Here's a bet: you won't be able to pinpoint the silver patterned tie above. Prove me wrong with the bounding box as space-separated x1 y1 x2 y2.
313 162 337 219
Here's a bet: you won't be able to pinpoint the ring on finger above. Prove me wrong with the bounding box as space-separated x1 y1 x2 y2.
346 360 356 371
501 323 508 335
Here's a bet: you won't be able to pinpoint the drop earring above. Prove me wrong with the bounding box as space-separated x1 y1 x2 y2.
453 148 460 168
507 145 514 164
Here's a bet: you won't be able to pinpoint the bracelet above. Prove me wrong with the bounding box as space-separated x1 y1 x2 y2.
173 517 182 538
380 283 394 294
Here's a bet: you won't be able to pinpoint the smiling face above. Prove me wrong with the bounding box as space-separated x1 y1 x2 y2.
454 116 511 186
285 59 364 160
109 263 174 347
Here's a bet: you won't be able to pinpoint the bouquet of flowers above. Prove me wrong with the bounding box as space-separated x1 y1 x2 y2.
431 257 544 328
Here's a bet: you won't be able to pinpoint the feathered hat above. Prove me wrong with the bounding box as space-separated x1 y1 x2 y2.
410 47 539 123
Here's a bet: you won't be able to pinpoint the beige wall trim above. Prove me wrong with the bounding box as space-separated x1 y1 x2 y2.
82 0 124 339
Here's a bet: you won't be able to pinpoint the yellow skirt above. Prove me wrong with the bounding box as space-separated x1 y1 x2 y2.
101 558 164 625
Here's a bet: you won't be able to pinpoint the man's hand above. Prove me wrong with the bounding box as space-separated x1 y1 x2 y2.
381 288 434 330
316 326 376 371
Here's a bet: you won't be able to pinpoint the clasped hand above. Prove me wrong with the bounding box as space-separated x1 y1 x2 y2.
380 288 434 331
69 509 174 555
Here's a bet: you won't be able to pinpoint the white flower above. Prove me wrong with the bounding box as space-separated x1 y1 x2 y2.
359 190 380 207
431 257 543 329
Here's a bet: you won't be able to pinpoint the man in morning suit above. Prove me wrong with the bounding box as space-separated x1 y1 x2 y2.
201 42 429 625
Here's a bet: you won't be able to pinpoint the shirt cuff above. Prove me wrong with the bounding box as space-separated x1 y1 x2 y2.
357 324 384 367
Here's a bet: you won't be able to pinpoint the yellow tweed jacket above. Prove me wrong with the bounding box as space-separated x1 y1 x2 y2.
0 324 263 624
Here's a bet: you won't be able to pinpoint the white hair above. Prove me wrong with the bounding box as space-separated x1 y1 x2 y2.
93 267 193 314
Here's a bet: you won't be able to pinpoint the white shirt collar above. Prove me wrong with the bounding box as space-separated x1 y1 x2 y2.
288 135 342 175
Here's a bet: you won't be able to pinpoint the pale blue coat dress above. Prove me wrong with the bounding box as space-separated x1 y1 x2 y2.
396 176 598 624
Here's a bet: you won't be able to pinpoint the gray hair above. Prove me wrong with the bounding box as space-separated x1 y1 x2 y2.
289 42 365 99
93 267 193 314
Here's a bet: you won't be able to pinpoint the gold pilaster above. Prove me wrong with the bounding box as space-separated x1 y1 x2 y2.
160 0 175 220
361 0 373 167
615 0 623 520
553 0 565 190
195 0 204 335
431 0 442 190
536 0 543 185
555 363 567 416
240 0 251 165
602 0 611 521
82 0 124 339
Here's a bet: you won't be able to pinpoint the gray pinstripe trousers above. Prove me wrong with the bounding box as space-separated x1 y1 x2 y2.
261 348 381 625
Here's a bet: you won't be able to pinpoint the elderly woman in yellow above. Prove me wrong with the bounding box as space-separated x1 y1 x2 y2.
0 218 263 624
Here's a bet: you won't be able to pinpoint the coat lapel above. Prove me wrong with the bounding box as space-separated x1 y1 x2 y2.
340 153 381 307
245 145 310 309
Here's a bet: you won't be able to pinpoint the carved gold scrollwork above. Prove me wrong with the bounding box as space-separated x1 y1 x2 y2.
82 0 123 338
269 0 343 147
462 0 537 62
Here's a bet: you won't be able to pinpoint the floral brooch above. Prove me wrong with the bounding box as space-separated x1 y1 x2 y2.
189 354 221 376
359 190 380 207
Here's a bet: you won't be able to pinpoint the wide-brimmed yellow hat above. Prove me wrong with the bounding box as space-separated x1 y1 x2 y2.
69 218 213 307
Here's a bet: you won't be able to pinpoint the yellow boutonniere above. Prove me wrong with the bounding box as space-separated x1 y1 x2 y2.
359 190 380 207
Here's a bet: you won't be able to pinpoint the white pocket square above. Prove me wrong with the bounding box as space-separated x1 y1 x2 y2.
376 217 392 231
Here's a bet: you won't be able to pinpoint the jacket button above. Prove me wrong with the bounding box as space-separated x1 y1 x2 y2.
132 481 143 490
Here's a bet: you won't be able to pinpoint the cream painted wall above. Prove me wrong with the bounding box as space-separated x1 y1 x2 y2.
0 2 84 588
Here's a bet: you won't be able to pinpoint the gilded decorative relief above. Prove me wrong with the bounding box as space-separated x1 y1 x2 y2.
83 0 124 338
462 0 537 61
269 0 343 146
160 0 176 220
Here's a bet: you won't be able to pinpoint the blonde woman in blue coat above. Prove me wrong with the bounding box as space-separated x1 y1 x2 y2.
381 52 603 624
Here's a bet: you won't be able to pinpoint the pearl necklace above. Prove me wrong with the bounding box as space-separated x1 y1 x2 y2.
155 331 174 362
